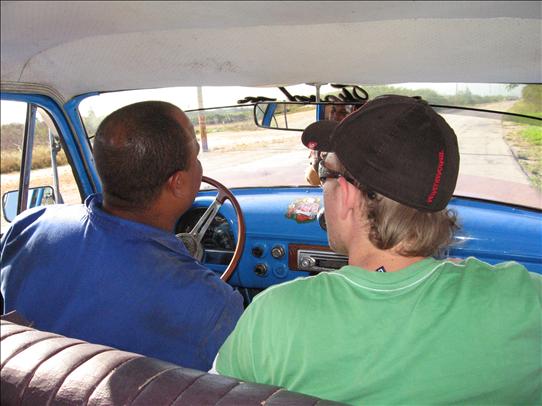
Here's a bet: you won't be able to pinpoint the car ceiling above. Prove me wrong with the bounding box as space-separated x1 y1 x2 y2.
1 1 541 102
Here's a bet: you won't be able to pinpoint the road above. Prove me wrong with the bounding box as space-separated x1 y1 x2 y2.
440 101 540 208
442 102 529 184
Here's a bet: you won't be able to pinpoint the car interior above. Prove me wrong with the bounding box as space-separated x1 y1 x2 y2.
1 2 541 405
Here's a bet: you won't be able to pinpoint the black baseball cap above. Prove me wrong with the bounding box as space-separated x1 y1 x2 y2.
301 95 460 212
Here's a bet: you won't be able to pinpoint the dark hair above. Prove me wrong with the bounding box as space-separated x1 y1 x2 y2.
93 101 190 209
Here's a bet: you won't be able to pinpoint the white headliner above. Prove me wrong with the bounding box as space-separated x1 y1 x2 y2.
1 1 541 101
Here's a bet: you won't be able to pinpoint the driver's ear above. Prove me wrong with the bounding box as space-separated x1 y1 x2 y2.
167 170 186 198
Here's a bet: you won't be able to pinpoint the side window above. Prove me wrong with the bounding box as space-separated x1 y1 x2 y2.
1 101 80 233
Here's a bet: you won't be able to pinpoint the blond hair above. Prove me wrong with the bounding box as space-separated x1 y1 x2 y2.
362 189 459 257
336 160 459 257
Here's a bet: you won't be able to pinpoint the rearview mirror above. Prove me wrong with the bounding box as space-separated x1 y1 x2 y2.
2 186 56 223
254 102 365 131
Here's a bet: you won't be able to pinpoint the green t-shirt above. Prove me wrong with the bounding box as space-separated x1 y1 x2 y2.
217 258 542 405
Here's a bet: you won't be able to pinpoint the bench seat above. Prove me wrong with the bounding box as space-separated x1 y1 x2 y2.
1 312 342 405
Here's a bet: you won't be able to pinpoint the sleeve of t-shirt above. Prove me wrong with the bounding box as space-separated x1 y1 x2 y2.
215 300 259 382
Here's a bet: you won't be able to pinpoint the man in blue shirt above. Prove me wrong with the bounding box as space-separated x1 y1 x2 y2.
0 101 244 371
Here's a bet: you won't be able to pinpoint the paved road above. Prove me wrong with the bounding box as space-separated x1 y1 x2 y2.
441 106 529 185
201 146 308 188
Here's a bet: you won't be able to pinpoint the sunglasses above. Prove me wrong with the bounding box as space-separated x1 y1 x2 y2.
318 162 357 187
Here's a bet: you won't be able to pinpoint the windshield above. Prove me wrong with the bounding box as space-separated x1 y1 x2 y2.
79 83 541 209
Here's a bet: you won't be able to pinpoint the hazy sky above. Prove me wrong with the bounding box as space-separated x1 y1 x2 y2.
78 83 522 117
1 83 523 124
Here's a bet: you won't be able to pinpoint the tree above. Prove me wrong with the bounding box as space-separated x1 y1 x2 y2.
82 109 103 138
522 85 542 108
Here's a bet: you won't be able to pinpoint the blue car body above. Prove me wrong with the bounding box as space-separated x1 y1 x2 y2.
193 188 542 289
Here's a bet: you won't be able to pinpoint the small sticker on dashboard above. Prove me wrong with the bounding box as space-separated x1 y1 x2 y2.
286 197 321 223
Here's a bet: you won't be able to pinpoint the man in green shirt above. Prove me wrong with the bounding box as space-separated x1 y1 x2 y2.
217 95 542 405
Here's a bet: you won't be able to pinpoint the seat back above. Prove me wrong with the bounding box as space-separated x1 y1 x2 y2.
0 312 342 405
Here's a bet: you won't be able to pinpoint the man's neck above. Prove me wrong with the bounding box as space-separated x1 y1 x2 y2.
350 254 426 273
102 201 175 233
347 238 426 272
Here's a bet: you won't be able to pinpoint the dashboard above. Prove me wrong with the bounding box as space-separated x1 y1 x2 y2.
180 187 542 289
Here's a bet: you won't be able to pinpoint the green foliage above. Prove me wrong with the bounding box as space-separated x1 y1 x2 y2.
506 85 542 124
514 125 542 190
507 101 542 124
522 84 542 107
520 126 542 146
504 85 542 190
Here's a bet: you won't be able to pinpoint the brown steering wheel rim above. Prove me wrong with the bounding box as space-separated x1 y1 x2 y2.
201 176 246 282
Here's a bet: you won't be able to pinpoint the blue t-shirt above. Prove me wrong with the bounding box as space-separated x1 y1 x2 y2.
0 194 244 371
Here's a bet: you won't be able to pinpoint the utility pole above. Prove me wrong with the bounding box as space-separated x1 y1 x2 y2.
197 86 209 152
48 128 63 203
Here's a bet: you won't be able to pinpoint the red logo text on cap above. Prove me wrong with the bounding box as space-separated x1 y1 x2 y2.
427 151 445 204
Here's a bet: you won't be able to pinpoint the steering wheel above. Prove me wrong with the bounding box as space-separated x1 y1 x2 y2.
176 176 246 282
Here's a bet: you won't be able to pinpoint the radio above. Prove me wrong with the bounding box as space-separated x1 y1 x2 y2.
297 249 348 272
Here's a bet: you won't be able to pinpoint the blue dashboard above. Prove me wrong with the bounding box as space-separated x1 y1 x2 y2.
183 187 542 289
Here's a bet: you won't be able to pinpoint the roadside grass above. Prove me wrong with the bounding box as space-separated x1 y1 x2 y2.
1 145 68 174
508 100 542 120
196 120 256 134
520 125 542 145
504 100 542 190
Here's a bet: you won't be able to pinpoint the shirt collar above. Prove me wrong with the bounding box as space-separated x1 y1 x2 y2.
85 193 189 255
336 257 440 290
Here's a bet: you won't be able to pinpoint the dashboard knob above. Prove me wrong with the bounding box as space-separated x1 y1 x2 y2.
271 245 285 259
252 245 265 258
254 263 268 277
300 257 316 269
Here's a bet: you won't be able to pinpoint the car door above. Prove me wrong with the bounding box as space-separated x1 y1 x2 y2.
0 97 94 234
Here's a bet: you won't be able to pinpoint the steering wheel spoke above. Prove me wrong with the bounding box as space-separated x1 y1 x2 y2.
176 176 245 282
189 198 223 243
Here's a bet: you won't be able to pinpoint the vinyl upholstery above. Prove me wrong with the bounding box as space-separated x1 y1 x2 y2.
0 312 342 405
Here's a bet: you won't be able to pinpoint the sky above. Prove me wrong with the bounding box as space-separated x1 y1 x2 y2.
1 83 522 125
